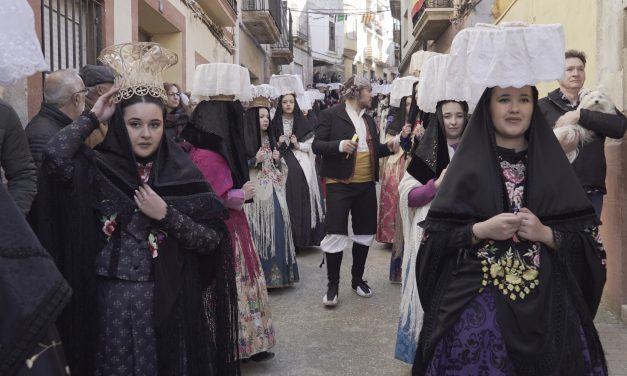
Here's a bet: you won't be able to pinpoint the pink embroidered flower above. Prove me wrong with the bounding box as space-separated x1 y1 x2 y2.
533 253 540 268
148 230 167 259
101 214 118 238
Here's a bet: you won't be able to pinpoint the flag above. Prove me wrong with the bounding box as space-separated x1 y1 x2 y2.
335 14 347 22
361 12 374 24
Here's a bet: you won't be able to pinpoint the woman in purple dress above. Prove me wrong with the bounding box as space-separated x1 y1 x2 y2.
413 86 607 376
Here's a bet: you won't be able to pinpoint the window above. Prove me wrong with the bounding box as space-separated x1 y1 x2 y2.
329 18 336 52
41 0 103 72
370 70 375 79
352 64 357 76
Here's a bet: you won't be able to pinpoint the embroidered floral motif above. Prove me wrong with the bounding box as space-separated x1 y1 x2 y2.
101 213 118 239
148 230 167 258
476 157 540 301
585 227 607 267
137 161 154 184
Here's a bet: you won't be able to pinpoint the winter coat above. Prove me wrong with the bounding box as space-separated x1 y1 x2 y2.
538 88 627 193
0 99 37 215
25 103 73 168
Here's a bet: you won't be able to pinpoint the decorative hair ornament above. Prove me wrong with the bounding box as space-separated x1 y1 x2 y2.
447 22 565 89
250 84 278 108
341 75 371 100
192 63 252 102
98 42 178 103
389 76 419 107
409 50 441 77
269 74 306 97
417 54 481 113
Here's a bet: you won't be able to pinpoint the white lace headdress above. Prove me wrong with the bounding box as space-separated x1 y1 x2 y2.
0 0 47 85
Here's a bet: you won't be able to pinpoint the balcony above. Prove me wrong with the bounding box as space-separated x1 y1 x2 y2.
390 0 401 20
197 0 237 27
364 46 373 61
375 53 387 67
242 0 281 44
271 2 293 65
411 0 454 41
293 28 308 45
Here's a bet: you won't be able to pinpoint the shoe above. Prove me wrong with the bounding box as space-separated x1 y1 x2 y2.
249 351 275 362
352 280 373 298
323 282 339 307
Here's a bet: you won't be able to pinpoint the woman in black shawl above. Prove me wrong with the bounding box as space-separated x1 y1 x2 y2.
413 86 607 375
40 85 239 376
272 93 325 247
243 103 299 288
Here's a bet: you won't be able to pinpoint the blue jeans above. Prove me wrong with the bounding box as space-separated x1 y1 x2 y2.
587 191 604 220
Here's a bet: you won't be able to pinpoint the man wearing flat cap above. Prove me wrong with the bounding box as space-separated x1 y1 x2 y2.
79 64 114 147
313 75 406 307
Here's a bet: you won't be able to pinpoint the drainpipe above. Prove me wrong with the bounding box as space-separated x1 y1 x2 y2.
235 0 242 65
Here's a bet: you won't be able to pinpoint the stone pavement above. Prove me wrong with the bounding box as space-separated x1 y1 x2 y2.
241 241 627 376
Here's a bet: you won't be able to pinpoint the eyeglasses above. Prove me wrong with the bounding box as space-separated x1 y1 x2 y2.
73 87 89 95
167 92 181 98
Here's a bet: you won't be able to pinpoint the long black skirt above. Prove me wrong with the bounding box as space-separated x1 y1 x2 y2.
284 151 325 247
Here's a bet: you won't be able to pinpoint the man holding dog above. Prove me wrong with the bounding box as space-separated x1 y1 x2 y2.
539 49 627 218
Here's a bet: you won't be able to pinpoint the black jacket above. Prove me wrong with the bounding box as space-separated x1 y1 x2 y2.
25 103 73 168
0 99 37 215
538 88 627 193
313 103 392 181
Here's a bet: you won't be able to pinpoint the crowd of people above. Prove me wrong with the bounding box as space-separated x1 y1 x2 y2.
1 6 626 376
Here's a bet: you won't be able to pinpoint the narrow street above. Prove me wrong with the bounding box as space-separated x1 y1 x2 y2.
242 243 627 376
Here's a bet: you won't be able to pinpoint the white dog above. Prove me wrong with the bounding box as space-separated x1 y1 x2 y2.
553 89 615 163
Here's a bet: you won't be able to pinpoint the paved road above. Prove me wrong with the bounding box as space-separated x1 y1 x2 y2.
242 241 627 376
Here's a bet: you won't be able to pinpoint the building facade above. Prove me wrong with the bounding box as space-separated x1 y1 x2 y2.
396 0 493 75
3 0 293 123
309 0 345 84
344 0 398 84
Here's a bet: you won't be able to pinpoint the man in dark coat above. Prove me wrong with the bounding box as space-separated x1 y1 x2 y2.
538 49 627 218
25 69 86 167
0 99 37 215
313 75 405 307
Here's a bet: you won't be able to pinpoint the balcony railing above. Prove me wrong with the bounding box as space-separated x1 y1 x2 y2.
271 2 293 64
242 0 282 44
226 0 237 13
411 0 454 41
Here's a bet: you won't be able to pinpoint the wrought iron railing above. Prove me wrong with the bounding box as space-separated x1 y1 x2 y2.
411 0 453 27
225 0 238 13
242 0 281 29
271 1 292 56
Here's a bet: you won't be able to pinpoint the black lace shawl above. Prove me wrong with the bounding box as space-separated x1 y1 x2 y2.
243 106 278 160
413 88 606 376
271 94 314 142
183 100 250 189
37 105 240 376
405 100 468 185
0 184 71 375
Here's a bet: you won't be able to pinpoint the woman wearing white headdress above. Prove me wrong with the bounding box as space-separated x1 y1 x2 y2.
270 75 325 248
243 85 299 289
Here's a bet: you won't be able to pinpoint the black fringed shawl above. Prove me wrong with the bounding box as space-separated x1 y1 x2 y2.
271 94 314 143
243 106 278 160
413 88 607 376
38 105 240 376
0 184 71 375
406 101 468 185
183 100 250 190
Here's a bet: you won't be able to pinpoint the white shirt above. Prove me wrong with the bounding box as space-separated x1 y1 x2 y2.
342 104 370 152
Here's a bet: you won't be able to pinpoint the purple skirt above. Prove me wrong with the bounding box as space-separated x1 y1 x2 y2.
426 288 605 376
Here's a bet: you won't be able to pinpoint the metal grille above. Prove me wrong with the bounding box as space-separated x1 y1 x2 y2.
41 0 103 73
271 1 292 56
243 0 281 29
